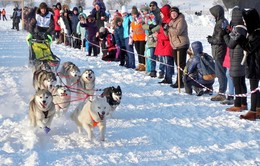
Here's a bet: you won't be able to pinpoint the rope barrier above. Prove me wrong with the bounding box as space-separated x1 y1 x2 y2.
62 33 260 98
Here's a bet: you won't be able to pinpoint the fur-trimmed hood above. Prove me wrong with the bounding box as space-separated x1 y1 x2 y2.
113 16 123 26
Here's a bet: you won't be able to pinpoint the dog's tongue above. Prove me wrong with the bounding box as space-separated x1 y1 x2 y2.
61 93 67 97
41 103 47 108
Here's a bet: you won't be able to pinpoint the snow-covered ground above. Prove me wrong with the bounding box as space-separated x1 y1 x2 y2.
0 4 260 166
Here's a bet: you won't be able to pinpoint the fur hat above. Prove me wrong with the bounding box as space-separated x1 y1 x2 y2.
121 5 127 14
131 6 138 15
99 27 107 33
171 6 180 14
39 2 48 9
113 16 123 26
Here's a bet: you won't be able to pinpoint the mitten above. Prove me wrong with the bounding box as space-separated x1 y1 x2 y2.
207 35 213 44
44 126 51 134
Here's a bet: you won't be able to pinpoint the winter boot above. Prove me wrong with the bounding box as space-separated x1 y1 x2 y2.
170 82 184 88
226 105 248 112
158 71 164 79
149 71 157 78
184 82 192 95
193 86 204 96
138 64 146 71
240 111 257 121
210 93 226 101
220 96 234 105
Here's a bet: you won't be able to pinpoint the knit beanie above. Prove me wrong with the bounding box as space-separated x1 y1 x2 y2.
131 6 138 15
171 6 180 14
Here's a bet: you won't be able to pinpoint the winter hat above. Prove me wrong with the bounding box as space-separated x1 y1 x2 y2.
140 5 149 13
149 1 158 7
131 6 139 15
99 27 106 33
78 12 87 19
121 5 127 14
230 7 243 26
191 41 203 55
114 16 123 26
171 6 180 14
39 2 48 9
73 7 79 12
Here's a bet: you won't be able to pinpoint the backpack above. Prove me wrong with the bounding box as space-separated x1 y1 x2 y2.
200 53 216 80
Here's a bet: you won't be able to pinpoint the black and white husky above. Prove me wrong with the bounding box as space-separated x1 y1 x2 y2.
101 86 122 117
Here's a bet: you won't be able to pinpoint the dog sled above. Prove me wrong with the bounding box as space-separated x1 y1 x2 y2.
28 38 60 72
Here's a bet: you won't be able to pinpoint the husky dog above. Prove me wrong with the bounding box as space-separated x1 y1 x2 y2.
52 85 71 116
101 86 122 117
71 96 111 141
77 69 95 97
29 89 55 133
32 62 52 73
58 62 80 86
33 70 57 91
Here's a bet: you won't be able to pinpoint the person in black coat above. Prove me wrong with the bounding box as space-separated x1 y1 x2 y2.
223 7 248 112
207 5 228 101
237 8 260 120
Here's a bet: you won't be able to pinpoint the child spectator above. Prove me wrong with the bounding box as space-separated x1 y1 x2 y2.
114 16 126 66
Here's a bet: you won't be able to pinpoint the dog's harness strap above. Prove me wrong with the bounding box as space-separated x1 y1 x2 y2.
43 111 49 118
88 109 98 127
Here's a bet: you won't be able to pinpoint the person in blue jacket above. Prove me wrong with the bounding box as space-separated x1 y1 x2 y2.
183 41 215 96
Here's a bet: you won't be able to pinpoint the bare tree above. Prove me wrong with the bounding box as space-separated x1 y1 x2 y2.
160 0 172 6
106 0 115 10
26 0 35 7
63 0 72 7
76 0 86 8
13 2 20 8
115 0 132 7
50 0 58 6
0 1 9 8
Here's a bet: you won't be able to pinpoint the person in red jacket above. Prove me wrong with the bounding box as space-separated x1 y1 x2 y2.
53 3 61 41
154 4 174 84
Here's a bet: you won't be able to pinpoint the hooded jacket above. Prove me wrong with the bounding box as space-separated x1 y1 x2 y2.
154 5 173 56
208 5 227 61
241 8 260 79
223 7 246 77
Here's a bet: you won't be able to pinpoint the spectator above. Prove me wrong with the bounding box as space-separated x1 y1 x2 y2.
2 9 7 21
130 6 146 71
92 0 106 11
91 2 107 29
80 15 99 56
0 9 2 20
53 2 62 42
238 8 260 120
77 13 88 53
142 2 161 77
168 6 190 89
207 5 228 101
154 5 174 84
114 16 126 66
223 7 247 111
183 41 214 96
121 5 135 69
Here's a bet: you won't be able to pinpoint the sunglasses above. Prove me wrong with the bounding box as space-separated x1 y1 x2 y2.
150 4 155 7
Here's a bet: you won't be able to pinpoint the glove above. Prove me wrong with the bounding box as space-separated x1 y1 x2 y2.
44 126 51 134
162 23 169 31
149 24 156 30
207 35 213 44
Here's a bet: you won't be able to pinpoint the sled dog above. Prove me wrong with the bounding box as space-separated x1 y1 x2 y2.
77 69 95 97
29 89 55 133
70 96 111 141
52 85 71 116
58 61 80 86
33 70 57 91
101 86 122 117
32 62 52 73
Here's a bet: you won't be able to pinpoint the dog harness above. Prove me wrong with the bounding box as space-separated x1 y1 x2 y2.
88 109 99 127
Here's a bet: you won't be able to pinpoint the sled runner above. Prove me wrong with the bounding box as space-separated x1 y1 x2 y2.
29 38 60 72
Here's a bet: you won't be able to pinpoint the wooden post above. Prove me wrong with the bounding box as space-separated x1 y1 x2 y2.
177 50 180 93
21 0 24 30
